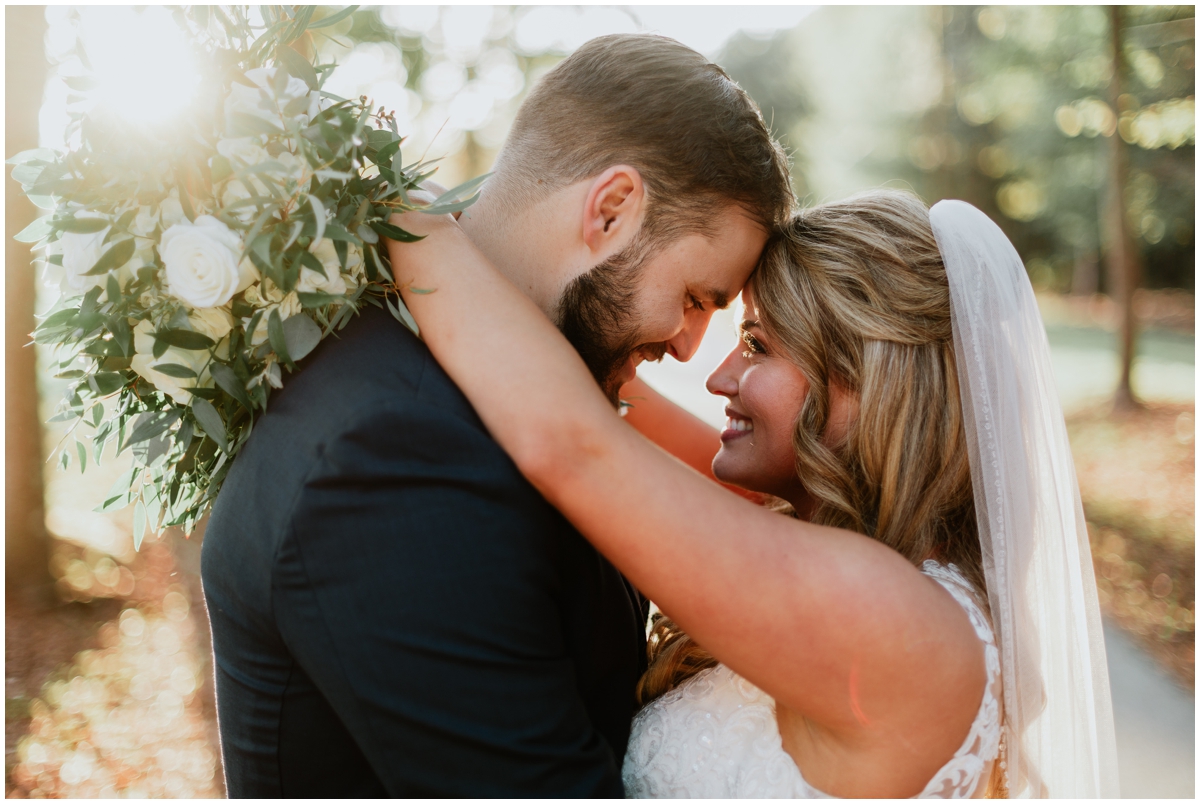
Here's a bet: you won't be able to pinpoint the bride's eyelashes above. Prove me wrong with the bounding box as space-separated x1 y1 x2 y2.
740 329 766 357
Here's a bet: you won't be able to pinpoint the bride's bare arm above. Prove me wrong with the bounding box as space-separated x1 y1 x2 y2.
386 214 983 757
619 377 764 503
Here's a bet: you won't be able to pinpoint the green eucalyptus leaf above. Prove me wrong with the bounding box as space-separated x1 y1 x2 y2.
308 195 327 244
209 362 252 410
152 362 198 379
110 316 133 356
58 216 109 234
156 328 216 350
297 291 341 308
420 195 482 216
308 4 359 29
431 173 491 205
40 308 78 329
125 410 181 449
91 372 126 395
322 222 358 242
191 397 229 452
276 44 319 90
132 431 170 467
14 216 52 243
385 294 420 337
10 162 45 188
374 138 403 169
267 308 293 369
370 220 424 243
282 313 321 361
83 237 136 276
297 249 327 277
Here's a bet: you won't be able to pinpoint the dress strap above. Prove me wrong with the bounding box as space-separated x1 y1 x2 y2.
920 560 995 646
916 561 1003 799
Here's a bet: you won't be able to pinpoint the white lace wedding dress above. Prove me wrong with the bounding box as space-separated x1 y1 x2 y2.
622 562 1002 798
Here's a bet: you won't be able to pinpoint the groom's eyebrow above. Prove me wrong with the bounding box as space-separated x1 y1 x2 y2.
708 289 730 309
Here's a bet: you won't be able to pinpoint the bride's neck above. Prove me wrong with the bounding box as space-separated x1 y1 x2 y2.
788 492 818 521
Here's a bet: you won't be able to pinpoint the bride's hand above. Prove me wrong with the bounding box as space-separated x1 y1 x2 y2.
384 193 465 287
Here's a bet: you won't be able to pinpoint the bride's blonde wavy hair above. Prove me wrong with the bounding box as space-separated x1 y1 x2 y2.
638 190 1002 793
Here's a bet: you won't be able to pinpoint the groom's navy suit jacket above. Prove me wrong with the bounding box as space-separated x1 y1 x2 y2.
201 304 648 797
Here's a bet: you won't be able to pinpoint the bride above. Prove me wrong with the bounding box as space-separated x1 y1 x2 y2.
384 190 1118 798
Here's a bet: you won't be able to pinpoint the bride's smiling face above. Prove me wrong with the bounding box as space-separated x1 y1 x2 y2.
705 290 854 507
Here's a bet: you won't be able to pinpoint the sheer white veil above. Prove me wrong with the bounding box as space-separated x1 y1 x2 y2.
930 200 1119 798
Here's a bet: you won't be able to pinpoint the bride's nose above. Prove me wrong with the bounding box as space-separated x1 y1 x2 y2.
706 345 743 398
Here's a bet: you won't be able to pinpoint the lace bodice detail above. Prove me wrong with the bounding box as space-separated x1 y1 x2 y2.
622 562 1002 798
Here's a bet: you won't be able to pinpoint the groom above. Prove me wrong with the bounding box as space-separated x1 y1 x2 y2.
202 34 791 797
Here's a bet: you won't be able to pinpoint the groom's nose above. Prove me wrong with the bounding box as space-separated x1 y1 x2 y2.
664 313 710 363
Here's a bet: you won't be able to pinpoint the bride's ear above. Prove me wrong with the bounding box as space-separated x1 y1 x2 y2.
582 165 645 257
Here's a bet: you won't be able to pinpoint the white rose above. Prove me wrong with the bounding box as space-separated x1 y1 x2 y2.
217 137 270 167
189 307 236 360
189 307 235 342
160 215 255 308
259 278 286 303
343 242 365 278
243 282 267 308
130 321 213 405
299 239 349 296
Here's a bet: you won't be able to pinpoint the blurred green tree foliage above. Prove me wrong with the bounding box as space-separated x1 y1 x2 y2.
324 7 566 185
887 5 1194 292
721 31 812 200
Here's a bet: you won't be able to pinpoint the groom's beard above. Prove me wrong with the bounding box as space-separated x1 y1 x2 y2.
556 238 667 406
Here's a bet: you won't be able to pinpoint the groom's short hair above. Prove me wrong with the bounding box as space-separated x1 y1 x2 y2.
492 34 793 239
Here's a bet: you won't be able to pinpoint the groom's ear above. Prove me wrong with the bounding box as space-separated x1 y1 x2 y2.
581 165 645 257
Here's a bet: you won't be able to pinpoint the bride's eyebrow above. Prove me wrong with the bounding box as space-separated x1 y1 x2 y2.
740 319 760 331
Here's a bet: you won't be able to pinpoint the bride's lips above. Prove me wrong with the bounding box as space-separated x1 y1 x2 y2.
720 408 754 442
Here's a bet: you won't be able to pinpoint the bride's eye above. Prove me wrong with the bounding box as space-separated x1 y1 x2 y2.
741 330 765 356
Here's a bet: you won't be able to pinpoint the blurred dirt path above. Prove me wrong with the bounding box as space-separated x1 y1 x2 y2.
1105 623 1195 798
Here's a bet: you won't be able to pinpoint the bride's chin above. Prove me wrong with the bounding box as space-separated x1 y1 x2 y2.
712 454 751 490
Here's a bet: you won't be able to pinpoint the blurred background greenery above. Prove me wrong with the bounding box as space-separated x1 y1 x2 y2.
6 5 1194 798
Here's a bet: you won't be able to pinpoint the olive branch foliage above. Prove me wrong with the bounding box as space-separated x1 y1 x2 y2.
9 6 482 545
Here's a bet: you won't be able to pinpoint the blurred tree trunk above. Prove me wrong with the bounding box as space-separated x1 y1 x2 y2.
1104 5 1142 411
6 6 53 600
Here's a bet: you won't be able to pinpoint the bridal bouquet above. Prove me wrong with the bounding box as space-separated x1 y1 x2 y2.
10 6 481 543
